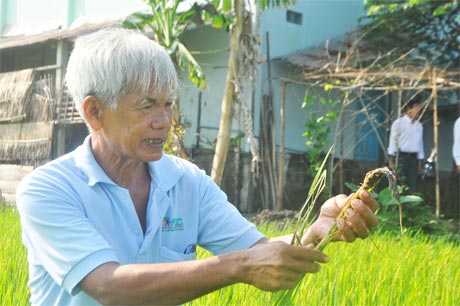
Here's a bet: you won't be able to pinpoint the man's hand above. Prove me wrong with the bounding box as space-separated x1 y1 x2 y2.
417 160 423 175
301 190 379 247
388 155 395 170
244 240 329 291
246 190 378 291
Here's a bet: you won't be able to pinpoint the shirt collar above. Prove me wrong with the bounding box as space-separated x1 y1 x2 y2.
149 153 184 192
74 135 184 189
75 135 116 186
403 114 419 123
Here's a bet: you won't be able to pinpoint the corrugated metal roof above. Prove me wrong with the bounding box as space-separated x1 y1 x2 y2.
0 20 121 50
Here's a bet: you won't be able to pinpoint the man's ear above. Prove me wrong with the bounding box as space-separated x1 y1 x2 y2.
82 96 104 131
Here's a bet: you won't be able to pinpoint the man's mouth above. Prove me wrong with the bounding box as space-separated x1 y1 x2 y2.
144 138 165 145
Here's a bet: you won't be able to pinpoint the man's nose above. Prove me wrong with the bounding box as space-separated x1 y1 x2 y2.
151 107 171 128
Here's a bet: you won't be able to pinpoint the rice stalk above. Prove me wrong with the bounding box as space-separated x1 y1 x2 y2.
273 160 401 306
272 146 333 305
315 166 400 251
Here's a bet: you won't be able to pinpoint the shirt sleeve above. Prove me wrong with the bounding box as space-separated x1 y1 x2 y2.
454 118 460 166
417 123 425 160
196 174 265 255
387 120 398 156
16 170 119 295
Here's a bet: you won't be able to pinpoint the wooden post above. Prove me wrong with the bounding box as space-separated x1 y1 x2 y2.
432 72 441 216
338 93 348 194
276 82 287 211
54 40 68 158
211 0 243 185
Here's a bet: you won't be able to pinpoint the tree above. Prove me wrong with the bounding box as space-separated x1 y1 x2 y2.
210 0 296 186
361 0 459 67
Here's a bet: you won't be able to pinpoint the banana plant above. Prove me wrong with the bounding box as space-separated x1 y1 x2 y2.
123 0 233 89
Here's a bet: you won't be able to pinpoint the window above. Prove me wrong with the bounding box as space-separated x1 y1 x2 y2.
286 10 302 25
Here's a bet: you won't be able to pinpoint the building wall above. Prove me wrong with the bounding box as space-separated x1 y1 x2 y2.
179 26 231 150
15 0 67 26
0 0 15 27
0 0 148 33
0 42 56 72
253 1 365 157
259 0 364 59
178 2 366 158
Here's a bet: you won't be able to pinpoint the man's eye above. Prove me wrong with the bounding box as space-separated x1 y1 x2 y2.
139 104 153 110
165 102 173 108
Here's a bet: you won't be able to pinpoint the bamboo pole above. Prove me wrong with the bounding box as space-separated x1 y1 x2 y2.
54 40 68 158
338 93 348 194
210 0 244 185
276 82 286 211
432 71 441 216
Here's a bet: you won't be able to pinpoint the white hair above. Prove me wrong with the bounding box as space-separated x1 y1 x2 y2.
65 26 178 117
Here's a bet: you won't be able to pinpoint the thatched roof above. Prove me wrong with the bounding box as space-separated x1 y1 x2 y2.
0 70 56 166
0 69 56 123
0 69 35 123
0 122 54 166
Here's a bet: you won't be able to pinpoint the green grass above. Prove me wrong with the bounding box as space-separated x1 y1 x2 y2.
0 205 30 305
2 207 459 306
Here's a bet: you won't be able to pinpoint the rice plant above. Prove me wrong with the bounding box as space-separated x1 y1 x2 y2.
0 204 30 305
187 230 460 306
2 203 459 306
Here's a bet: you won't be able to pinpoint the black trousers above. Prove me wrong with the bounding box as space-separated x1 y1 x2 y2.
397 152 418 193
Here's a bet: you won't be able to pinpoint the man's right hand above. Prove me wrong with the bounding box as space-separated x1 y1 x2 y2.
243 240 329 291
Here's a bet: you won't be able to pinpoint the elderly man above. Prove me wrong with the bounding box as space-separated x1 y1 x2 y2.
17 27 378 306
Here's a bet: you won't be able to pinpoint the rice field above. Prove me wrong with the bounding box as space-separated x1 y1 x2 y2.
187 223 460 305
1 206 459 306
0 205 29 305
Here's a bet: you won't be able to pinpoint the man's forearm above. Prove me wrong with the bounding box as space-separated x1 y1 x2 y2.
80 254 246 305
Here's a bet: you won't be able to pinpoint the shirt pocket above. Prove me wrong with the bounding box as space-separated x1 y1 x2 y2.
159 246 196 263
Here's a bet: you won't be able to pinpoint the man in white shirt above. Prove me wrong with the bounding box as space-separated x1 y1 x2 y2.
453 116 460 174
452 115 460 218
388 99 424 193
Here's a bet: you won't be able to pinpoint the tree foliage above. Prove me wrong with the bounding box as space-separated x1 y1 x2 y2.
361 0 460 67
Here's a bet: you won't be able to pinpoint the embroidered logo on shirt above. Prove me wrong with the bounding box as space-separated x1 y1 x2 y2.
162 217 184 232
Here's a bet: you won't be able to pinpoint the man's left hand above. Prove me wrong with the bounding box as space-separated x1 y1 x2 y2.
301 190 379 247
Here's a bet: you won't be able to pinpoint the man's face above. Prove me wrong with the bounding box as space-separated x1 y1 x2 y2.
407 103 421 121
97 90 173 163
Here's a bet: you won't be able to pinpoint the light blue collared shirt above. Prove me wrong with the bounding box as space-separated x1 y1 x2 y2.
17 136 264 306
